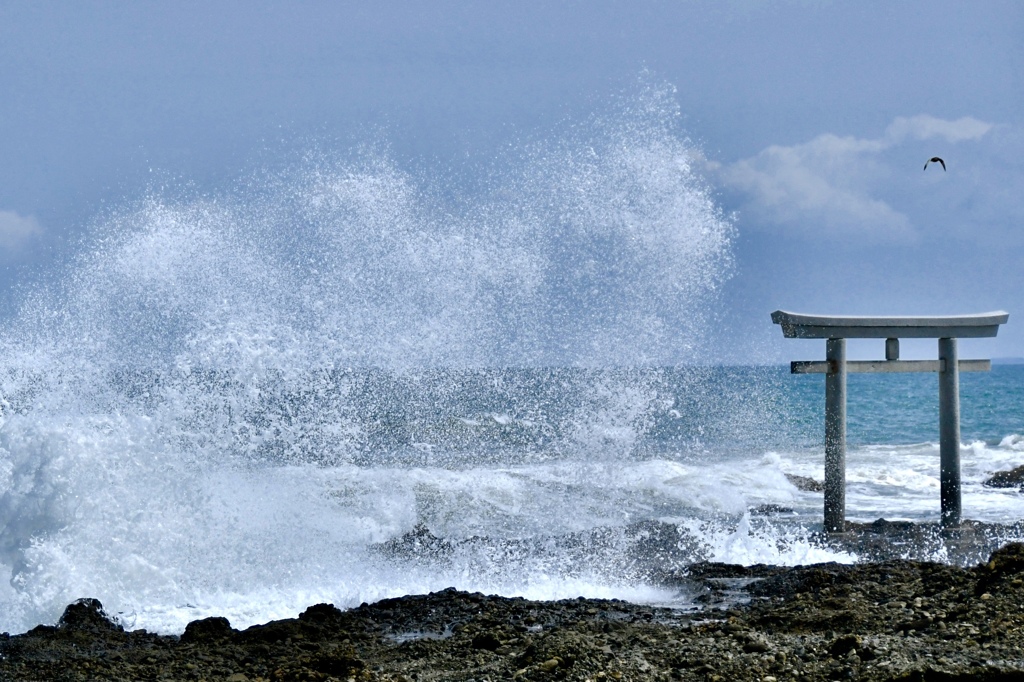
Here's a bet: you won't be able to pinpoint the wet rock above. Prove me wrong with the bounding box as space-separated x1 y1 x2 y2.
982 464 1024 488
8 546 1024 682
975 542 1024 594
828 634 861 658
786 473 824 492
372 522 454 560
981 541 1024 575
299 602 343 622
750 503 796 516
742 638 770 653
621 519 711 571
747 562 855 600
236 618 303 644
58 598 122 632
471 631 502 651
180 616 234 644
310 648 366 677
897 617 933 632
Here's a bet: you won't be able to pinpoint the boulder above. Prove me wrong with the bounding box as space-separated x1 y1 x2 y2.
785 474 824 492
982 464 1024 488
58 598 122 632
983 542 1024 576
975 542 1024 594
471 631 502 651
299 603 343 622
180 616 234 644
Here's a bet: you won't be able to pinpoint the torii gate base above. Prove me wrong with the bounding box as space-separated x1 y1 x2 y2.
772 310 1009 532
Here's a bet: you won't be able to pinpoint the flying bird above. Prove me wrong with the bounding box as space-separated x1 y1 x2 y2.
924 157 946 171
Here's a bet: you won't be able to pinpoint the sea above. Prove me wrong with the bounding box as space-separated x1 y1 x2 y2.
0 88 1021 635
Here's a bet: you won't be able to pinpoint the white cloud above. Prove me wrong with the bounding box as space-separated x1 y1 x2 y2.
716 115 995 243
885 115 993 144
0 210 43 253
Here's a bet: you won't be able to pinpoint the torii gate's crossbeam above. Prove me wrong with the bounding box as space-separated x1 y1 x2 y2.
772 310 1009 531
791 359 990 373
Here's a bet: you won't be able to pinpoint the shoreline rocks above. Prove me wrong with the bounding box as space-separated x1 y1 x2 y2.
3 543 1024 680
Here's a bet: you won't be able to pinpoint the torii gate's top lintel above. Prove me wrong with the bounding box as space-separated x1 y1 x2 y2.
771 310 1009 339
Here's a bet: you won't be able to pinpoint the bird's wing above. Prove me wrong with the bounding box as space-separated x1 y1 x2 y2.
923 161 929 170
939 159 946 171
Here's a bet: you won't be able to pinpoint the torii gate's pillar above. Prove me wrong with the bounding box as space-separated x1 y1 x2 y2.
824 338 847 533
938 337 961 527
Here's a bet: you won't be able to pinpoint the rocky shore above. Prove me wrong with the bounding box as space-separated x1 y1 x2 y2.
3 539 1024 681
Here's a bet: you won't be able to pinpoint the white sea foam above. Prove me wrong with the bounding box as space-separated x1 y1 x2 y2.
1 438 1019 634
0 84 748 634
0 455 844 634
998 434 1024 450
772 440 1024 524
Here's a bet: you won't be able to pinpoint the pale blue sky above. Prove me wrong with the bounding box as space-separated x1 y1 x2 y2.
1 1 1021 361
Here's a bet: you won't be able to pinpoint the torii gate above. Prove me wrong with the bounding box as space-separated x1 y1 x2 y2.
772 310 1009 532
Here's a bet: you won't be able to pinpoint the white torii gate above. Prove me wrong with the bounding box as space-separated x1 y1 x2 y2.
772 310 1009 532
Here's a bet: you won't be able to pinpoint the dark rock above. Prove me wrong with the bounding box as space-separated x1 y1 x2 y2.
897 617 933 632
372 523 454 560
786 474 824 492
983 542 1024 575
311 648 365 677
299 603 343 622
180 616 234 644
812 518 1016 566
25 624 57 636
750 503 796 516
58 598 122 632
622 519 708 568
688 562 788 581
867 517 919 533
7 553 1024 682
471 631 502 651
829 634 861 657
975 542 1024 594
236 618 302 643
982 464 1024 488
742 639 770 653
747 562 856 600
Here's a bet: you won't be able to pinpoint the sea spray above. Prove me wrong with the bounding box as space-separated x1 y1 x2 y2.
0 85 816 635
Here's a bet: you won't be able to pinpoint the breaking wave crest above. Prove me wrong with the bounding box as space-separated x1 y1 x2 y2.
0 85 775 634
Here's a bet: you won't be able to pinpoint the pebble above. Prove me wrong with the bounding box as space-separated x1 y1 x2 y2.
743 640 771 653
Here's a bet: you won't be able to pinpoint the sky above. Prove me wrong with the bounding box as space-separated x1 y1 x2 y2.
1 1 1022 363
